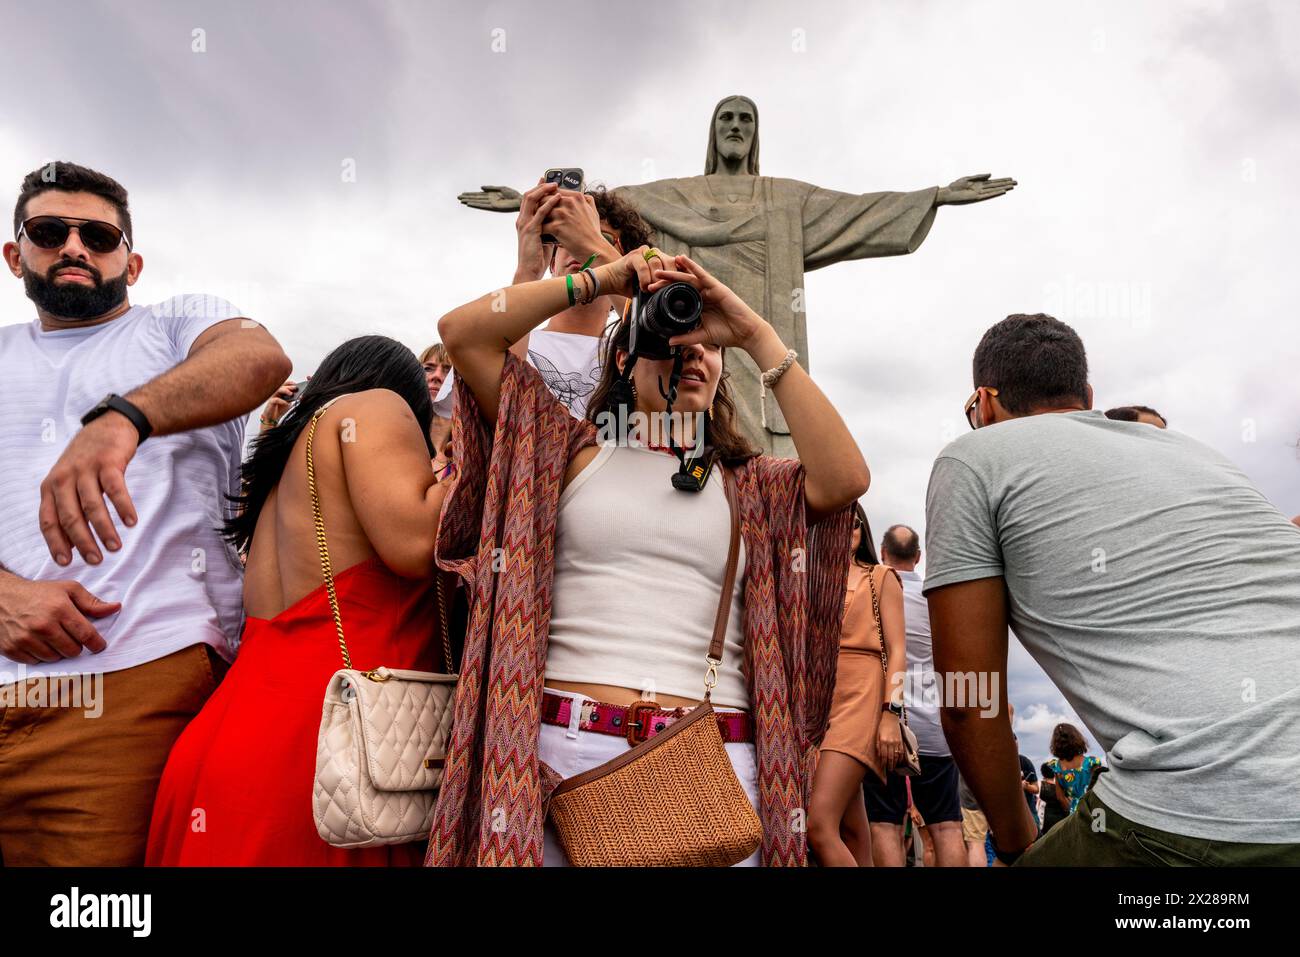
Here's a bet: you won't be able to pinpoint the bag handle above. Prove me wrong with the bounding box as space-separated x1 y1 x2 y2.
864 564 906 725
702 466 741 700
305 401 454 675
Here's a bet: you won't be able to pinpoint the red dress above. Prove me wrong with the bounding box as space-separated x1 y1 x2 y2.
147 557 439 866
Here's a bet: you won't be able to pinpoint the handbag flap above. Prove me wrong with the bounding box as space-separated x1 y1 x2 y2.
344 670 458 791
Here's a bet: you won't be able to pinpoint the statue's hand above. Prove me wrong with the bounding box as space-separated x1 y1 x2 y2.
937 173 1017 206
457 185 523 212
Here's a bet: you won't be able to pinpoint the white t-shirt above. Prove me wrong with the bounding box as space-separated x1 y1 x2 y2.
0 295 248 684
525 328 602 420
432 319 608 421
895 569 949 757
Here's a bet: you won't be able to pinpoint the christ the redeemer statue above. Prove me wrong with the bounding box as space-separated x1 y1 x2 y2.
458 94 1015 456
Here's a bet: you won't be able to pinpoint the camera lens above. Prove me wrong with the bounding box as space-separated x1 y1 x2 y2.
642 282 702 338
662 285 701 325
631 282 703 359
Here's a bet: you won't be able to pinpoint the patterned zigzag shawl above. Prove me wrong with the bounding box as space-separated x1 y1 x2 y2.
425 352 852 866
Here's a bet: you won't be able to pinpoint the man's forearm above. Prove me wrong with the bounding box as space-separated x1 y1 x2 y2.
942 707 1039 852
125 325 290 437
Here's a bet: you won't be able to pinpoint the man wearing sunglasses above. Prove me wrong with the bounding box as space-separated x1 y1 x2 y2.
923 313 1300 866
0 161 291 865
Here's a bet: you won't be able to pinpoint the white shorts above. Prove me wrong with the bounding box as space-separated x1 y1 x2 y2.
539 687 762 866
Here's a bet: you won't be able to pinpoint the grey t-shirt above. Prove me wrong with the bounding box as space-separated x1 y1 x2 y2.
923 410 1300 843
895 569 950 756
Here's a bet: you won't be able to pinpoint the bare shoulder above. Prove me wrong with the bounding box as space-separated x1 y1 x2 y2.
320 389 421 437
328 388 415 419
562 443 601 490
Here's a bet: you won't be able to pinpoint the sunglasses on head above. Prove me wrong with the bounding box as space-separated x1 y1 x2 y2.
18 216 131 254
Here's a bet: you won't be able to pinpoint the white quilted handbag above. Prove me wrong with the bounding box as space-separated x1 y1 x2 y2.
302 402 460 848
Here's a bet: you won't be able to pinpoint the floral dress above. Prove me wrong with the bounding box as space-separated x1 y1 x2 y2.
1048 755 1101 814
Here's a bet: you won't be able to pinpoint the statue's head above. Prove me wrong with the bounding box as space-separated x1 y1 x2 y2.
705 94 759 175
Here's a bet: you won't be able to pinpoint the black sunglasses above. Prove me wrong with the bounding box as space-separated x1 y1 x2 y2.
18 216 131 254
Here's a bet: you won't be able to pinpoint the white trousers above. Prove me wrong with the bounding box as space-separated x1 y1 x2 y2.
539 687 762 866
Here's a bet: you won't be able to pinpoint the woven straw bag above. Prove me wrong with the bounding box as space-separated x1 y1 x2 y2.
303 401 460 847
547 467 764 866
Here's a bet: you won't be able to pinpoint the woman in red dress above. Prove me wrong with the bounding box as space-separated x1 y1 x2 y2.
147 336 453 866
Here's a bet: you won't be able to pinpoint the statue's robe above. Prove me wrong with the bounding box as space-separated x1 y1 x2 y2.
616 175 938 456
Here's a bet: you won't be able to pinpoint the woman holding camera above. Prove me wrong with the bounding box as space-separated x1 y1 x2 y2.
428 245 869 866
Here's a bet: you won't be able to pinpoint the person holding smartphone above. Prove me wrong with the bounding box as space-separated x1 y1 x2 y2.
436 176 653 421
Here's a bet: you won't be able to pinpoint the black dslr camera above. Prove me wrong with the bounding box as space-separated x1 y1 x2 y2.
627 278 704 361
609 277 716 491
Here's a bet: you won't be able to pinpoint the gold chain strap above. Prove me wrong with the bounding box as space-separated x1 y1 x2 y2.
305 401 455 677
435 572 454 675
305 404 353 670
865 564 907 724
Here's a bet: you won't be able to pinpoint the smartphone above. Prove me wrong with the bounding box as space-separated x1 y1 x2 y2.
540 167 584 244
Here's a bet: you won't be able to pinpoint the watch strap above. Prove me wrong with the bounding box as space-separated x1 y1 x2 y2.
83 394 152 443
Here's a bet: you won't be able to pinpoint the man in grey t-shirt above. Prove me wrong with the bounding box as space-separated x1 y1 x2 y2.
924 313 1300 866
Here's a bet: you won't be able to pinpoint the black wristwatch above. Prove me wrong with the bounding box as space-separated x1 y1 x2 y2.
82 393 152 444
881 701 903 716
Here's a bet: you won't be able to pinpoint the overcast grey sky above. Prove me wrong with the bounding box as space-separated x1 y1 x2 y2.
3 0 1297 767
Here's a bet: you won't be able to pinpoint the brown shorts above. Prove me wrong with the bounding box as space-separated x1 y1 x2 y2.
0 643 225 866
961 807 989 846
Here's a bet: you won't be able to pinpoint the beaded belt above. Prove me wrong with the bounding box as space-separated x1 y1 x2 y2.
540 691 754 746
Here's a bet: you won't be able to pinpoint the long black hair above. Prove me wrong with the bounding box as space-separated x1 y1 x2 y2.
851 502 878 568
224 335 435 555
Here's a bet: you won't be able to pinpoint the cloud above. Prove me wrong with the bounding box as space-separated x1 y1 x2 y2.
1016 702 1080 739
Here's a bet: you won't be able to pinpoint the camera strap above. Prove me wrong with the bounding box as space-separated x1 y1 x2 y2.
658 351 716 492
610 328 716 491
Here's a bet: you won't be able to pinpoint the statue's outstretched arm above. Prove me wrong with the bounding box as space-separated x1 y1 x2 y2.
457 185 523 212
936 173 1017 206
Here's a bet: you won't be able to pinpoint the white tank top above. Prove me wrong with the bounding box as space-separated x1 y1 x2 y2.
545 443 750 709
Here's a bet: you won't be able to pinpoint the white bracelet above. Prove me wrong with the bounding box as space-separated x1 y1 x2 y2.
760 349 798 389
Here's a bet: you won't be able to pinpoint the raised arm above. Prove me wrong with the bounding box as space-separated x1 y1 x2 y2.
335 390 451 579
506 181 624 362
39 318 290 566
438 245 658 425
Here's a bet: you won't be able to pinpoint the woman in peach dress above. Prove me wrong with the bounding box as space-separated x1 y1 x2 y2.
809 504 907 866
